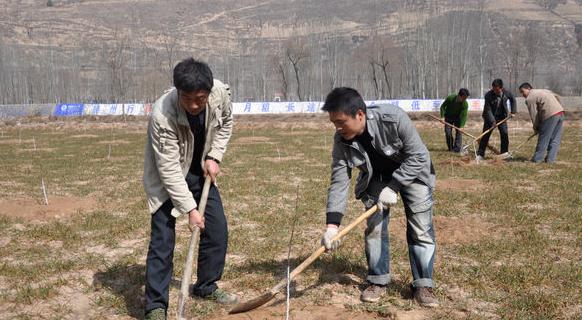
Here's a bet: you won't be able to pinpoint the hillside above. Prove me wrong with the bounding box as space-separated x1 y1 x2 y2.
0 0 581 103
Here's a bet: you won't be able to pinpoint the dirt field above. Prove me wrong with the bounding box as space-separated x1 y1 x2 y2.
0 112 580 319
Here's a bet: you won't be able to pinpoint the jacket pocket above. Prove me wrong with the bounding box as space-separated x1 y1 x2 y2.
158 127 166 153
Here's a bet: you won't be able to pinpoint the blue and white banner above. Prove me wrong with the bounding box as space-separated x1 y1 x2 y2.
54 103 84 116
232 99 484 114
49 99 485 117
123 103 146 116
83 103 146 116
232 101 323 114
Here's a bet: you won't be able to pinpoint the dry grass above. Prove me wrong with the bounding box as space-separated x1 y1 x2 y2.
0 114 580 319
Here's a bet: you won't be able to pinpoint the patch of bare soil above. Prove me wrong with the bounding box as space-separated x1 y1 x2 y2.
390 214 494 245
263 155 303 162
235 136 271 143
0 139 22 144
437 156 474 167
234 114 331 130
70 134 100 138
207 303 425 320
16 147 57 153
436 178 484 192
96 139 131 144
0 196 97 220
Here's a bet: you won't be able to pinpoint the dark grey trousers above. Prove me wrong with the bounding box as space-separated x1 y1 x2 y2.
478 119 509 156
145 173 228 313
532 113 564 163
444 117 463 152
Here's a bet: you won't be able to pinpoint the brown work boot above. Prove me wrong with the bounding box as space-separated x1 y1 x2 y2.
360 284 386 303
413 287 439 308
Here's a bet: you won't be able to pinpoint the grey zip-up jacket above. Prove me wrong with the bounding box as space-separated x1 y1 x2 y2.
143 79 233 217
326 104 435 221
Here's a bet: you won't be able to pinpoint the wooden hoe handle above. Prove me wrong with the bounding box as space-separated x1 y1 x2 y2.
271 204 379 293
177 176 212 319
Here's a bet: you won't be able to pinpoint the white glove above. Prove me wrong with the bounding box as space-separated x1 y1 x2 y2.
377 187 398 211
321 227 341 251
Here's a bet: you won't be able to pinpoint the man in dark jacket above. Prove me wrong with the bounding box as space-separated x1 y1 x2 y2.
320 87 438 308
476 79 516 160
440 88 470 153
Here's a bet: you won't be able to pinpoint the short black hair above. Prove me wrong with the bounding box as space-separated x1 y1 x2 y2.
173 58 213 93
458 88 470 97
519 82 533 90
492 78 504 88
321 87 366 117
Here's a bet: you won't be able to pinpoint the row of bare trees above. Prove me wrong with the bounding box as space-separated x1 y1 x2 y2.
0 6 581 105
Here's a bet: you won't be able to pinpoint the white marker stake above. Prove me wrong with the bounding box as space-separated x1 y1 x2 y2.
41 178 48 205
33 136 36 151
277 144 281 161
286 265 291 320
108 144 112 159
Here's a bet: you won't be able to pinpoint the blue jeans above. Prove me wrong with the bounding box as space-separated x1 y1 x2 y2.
363 180 436 288
532 113 564 163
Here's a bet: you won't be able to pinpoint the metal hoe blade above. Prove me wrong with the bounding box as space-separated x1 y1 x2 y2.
229 291 279 314
229 205 379 314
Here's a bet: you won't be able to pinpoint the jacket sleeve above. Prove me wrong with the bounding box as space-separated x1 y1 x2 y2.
325 140 352 226
386 111 431 192
525 96 540 132
460 100 469 128
439 97 449 118
483 93 496 124
150 118 197 215
207 86 234 162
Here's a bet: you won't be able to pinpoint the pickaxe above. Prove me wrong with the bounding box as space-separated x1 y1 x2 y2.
509 132 538 157
229 205 380 314
426 114 500 154
464 116 511 153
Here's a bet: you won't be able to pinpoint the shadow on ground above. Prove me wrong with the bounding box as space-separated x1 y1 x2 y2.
232 255 413 305
94 263 146 319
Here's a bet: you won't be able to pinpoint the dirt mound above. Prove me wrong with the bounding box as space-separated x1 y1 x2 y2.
235 136 271 143
263 156 303 162
0 196 97 221
437 178 484 192
437 157 474 167
207 303 424 320
390 214 494 245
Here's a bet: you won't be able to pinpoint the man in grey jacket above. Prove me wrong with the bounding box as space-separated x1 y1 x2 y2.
143 58 235 320
320 87 438 307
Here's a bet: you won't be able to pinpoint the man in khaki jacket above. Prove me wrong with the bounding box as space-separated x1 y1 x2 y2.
143 58 235 320
518 82 565 163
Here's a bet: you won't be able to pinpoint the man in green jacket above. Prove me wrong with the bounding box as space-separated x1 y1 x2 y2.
439 88 469 153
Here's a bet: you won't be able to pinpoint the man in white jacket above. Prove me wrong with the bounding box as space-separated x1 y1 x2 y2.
143 58 235 320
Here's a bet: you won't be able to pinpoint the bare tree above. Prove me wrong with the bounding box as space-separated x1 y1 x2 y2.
284 37 309 101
